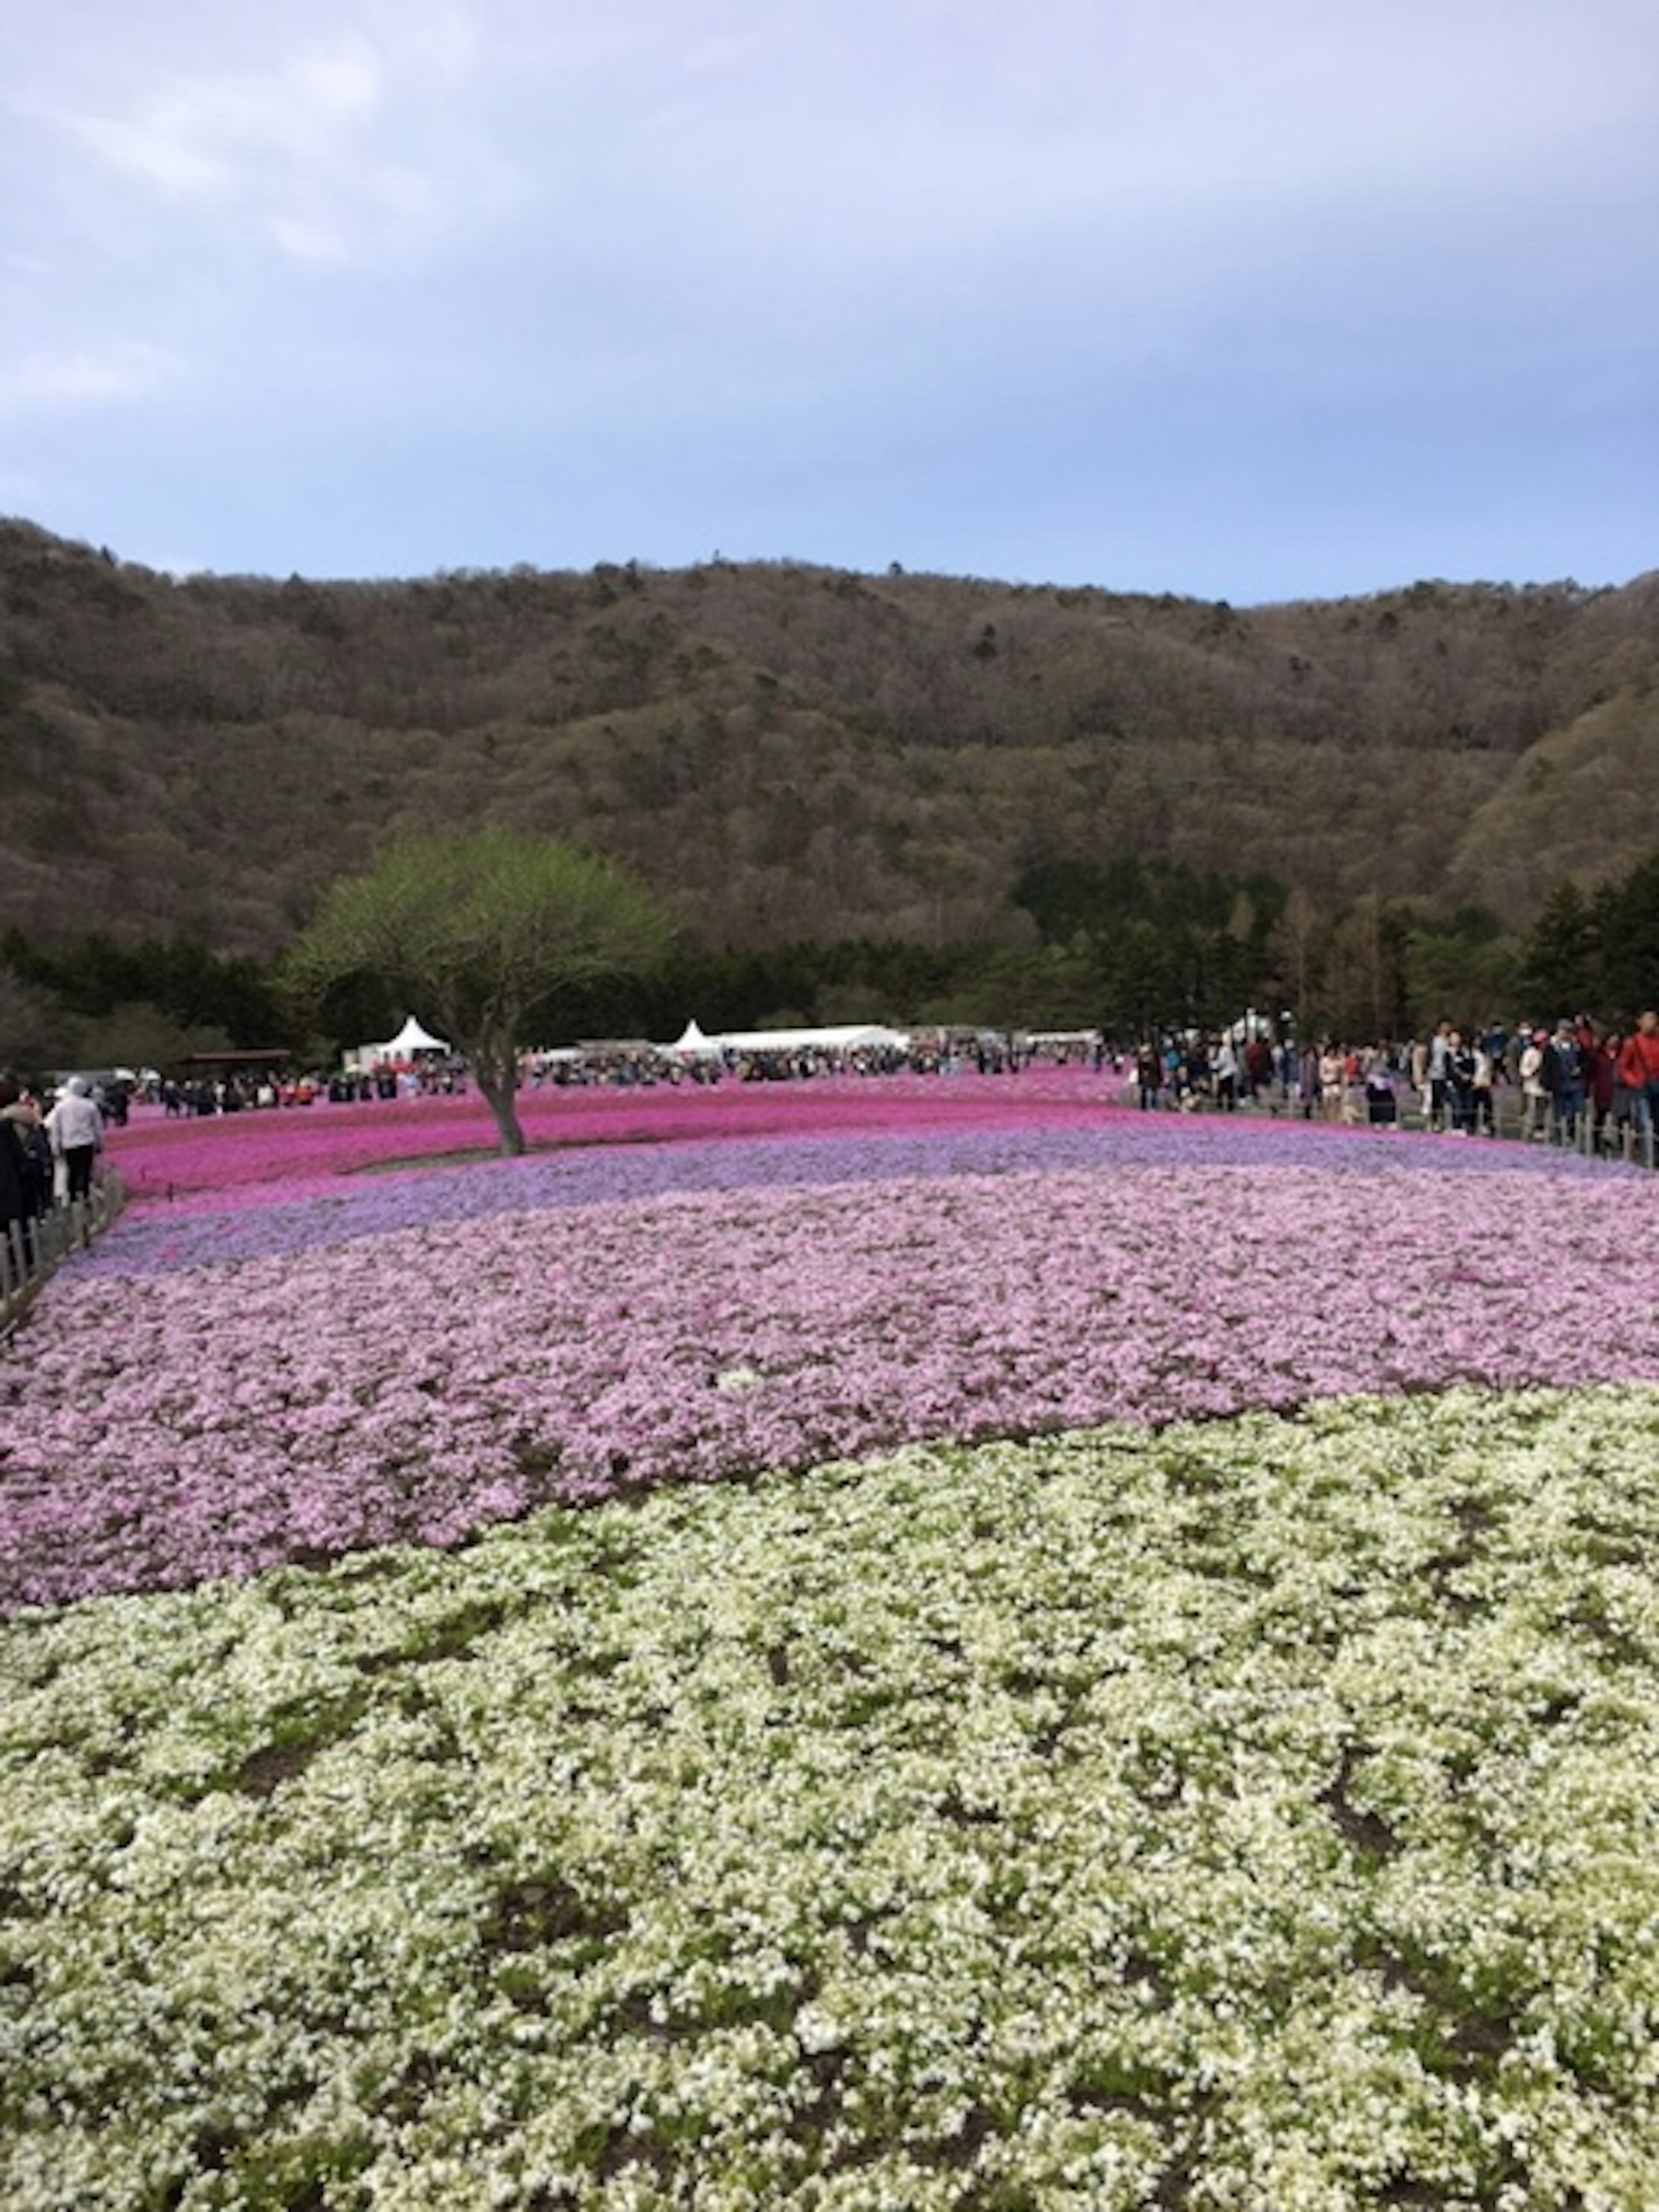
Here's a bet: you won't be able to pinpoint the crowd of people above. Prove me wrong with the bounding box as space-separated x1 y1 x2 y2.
524 1034 1014 1087
6 1011 1657 1249
1 1073 111 1243
1133 1012 1659 1151
153 1065 471 1115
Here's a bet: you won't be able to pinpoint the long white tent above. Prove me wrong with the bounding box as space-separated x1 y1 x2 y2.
667 1021 909 1056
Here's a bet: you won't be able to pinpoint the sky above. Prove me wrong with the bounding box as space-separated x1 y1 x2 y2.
2 0 1655 604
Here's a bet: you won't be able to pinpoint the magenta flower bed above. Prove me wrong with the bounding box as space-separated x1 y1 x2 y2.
4 1119 1657 1613
109 1068 1128 1205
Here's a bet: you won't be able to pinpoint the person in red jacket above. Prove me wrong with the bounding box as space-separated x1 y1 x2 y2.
1617 1011 1659 1139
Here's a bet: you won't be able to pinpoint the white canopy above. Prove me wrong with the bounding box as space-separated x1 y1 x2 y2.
363 1014 450 1062
667 1022 909 1056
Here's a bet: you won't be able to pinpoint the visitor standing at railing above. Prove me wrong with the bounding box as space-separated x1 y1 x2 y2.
1446 1030 1477 1135
1318 1046 1345 1123
1 1080 47 1192
1589 1030 1622 1150
1431 1021 1460 1132
1470 1042 1497 1135
1618 1014 1659 1139
0 1077 32 1239
1519 1031 1549 1140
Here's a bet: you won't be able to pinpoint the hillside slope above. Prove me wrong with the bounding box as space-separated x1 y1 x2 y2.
2 521 1654 954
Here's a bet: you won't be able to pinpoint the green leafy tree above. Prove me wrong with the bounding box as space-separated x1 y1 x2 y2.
285 831 671 1155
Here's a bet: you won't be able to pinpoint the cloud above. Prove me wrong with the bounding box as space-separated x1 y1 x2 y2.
0 0 1651 595
53 32 385 218
290 37 383 121
620 0 1653 267
60 111 228 200
18 1 1654 302
267 216 352 265
26 14 509 268
0 343 188 420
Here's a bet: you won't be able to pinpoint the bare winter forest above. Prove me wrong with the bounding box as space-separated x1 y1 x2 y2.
5 520 1655 963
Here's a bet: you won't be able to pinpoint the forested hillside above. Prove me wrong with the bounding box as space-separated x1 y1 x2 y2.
4 520 1655 965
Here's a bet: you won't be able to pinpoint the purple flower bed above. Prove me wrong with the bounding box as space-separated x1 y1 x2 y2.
3 1125 1656 1615
90 1113 1643 1279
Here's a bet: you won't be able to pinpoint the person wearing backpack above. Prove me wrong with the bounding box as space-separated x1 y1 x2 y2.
15 1112 52 1218
0 1077 31 1240
0 1076 55 1262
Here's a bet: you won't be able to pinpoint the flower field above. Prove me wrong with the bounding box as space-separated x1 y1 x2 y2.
3 1081 1659 2208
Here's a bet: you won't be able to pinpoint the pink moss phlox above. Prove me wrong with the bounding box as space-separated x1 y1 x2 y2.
110 1069 1127 1205
4 1136 1656 1615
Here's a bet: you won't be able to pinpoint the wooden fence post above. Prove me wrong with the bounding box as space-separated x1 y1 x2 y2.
0 1171 127 1339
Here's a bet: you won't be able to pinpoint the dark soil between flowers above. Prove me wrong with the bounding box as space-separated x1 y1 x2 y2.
346 1132 670 1175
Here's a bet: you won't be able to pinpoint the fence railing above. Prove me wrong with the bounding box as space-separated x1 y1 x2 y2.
1179 1082 1657 1168
0 1173 127 1340
1423 1089 1656 1167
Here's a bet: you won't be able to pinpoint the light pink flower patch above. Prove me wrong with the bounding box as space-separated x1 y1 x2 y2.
4 1148 1656 1614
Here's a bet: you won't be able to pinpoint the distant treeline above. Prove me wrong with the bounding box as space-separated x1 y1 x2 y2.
4 848 1656 1077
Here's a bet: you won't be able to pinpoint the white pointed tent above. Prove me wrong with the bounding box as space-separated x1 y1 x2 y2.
672 1019 720 1055
354 1014 451 1066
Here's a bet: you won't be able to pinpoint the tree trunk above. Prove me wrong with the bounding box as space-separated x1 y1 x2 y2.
474 1065 526 1157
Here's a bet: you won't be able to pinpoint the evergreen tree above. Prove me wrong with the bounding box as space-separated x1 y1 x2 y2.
1521 881 1602 1019
1597 850 1659 1019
